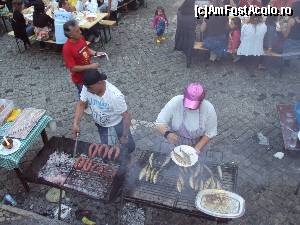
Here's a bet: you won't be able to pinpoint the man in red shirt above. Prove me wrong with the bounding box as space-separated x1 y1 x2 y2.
63 20 105 97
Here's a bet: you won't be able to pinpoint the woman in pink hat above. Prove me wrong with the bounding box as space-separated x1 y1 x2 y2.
156 83 217 154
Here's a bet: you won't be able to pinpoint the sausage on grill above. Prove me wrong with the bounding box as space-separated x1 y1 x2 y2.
102 145 110 159
114 146 120 160
88 143 98 158
107 146 115 160
97 144 105 158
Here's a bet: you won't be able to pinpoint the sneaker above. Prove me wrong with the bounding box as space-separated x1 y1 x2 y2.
94 35 101 43
84 107 92 115
209 52 217 62
161 36 166 41
156 38 161 44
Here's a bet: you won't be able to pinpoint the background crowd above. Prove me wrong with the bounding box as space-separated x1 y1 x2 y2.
175 0 300 69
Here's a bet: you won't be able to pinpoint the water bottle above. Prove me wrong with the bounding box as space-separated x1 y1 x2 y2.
295 102 300 127
3 194 17 206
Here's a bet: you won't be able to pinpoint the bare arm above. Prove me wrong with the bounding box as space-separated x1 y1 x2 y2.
88 48 96 56
119 111 131 144
72 101 87 138
194 135 210 153
155 123 169 135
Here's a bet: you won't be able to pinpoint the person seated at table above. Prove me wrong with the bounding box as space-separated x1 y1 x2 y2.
74 0 102 43
155 83 217 154
174 0 197 67
201 0 229 61
54 0 74 45
85 0 98 13
100 0 119 11
72 69 135 168
269 0 294 8
32 1 54 50
264 16 283 54
281 1 300 62
228 17 241 62
11 0 34 49
237 15 267 69
239 0 262 7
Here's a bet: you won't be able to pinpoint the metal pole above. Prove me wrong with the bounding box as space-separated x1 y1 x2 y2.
58 188 63 220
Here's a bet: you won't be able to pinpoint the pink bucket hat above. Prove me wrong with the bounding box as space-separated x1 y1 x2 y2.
183 83 205 110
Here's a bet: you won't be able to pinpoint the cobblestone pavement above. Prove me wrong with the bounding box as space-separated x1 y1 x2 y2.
1 0 300 224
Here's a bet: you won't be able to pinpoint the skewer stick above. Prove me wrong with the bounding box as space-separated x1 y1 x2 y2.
3 136 10 146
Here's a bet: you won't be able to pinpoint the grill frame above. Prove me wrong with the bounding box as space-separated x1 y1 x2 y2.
123 150 238 220
24 136 125 203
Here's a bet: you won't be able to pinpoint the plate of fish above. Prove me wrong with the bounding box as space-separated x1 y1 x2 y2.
171 145 198 167
195 189 245 219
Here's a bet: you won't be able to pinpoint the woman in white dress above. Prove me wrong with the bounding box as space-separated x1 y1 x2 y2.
237 16 267 69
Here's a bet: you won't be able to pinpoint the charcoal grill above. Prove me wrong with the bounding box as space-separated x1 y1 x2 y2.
123 150 238 221
24 136 126 218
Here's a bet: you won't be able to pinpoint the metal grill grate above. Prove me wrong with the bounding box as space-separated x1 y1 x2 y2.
124 150 238 218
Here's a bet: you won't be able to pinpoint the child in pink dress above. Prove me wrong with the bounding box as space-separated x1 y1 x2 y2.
151 6 168 44
228 17 241 62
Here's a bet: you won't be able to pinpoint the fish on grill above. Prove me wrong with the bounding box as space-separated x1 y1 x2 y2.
145 164 152 182
139 164 149 180
189 175 195 189
217 165 223 180
148 153 154 168
177 175 184 193
153 170 159 184
150 168 156 183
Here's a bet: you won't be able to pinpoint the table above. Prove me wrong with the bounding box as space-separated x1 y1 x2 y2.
0 115 52 191
123 150 238 221
21 6 108 30
79 12 109 30
277 104 300 151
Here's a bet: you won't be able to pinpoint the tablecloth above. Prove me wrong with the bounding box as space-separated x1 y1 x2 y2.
0 115 53 170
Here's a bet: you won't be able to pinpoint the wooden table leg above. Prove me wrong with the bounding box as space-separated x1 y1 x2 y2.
1 17 8 33
41 129 48 145
14 168 30 193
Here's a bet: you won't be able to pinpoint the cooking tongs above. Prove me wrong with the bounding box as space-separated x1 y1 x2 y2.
73 132 79 158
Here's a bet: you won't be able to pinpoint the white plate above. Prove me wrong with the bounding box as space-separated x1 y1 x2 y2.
0 139 21 156
171 145 198 167
195 189 245 219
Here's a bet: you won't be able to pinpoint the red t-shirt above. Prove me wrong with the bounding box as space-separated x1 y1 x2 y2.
63 37 91 84
239 0 262 7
